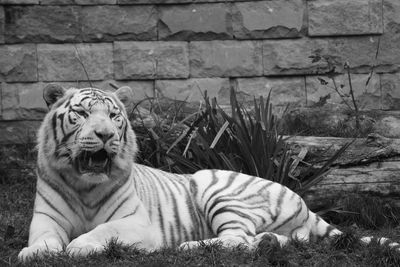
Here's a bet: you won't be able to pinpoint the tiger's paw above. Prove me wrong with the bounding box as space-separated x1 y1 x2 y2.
179 240 202 250
18 243 62 262
67 234 104 256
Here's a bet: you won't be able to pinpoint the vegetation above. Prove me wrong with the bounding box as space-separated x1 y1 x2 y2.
1 90 400 266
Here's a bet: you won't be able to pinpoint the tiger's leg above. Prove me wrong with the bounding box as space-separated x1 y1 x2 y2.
66 204 160 256
18 212 70 261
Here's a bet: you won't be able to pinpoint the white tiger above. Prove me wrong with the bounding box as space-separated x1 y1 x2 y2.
18 84 400 261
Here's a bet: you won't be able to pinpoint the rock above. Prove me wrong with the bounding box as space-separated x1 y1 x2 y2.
0 44 37 82
37 43 113 81
80 80 155 101
0 7 4 43
263 36 382 76
305 73 382 109
232 0 304 39
190 40 262 77
155 78 230 102
374 116 400 138
158 3 231 40
0 0 38 4
378 0 400 73
235 77 306 107
1 82 78 120
308 0 383 36
81 5 157 42
114 41 189 79
5 6 81 43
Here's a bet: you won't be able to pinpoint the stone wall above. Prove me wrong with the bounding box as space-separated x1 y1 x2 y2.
0 0 400 143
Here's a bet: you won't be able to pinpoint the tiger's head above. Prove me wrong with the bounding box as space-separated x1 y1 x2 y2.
38 84 137 185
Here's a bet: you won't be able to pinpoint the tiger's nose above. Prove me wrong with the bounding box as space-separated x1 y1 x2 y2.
94 130 114 143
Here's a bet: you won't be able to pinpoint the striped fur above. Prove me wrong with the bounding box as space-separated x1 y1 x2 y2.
19 85 400 261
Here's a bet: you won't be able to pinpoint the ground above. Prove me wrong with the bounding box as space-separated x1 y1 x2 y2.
1 145 400 267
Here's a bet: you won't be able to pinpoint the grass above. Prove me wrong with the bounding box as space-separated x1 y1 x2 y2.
1 144 400 266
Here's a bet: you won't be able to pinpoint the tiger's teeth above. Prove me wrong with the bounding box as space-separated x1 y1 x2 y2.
102 158 108 168
88 157 93 167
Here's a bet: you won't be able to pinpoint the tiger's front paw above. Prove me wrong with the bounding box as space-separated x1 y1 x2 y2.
67 234 104 256
18 242 62 262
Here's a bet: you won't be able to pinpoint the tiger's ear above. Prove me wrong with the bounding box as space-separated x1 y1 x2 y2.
115 86 134 115
43 83 66 108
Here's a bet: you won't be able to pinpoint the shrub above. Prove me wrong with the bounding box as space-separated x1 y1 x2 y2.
134 89 347 194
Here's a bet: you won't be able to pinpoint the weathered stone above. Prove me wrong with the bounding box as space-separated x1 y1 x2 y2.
0 7 4 44
76 0 117 4
0 121 41 144
114 41 189 79
1 82 82 121
158 3 231 40
378 0 400 73
308 0 383 36
190 41 262 77
380 73 400 109
0 44 37 82
2 83 48 120
0 0 38 4
155 78 230 102
235 77 306 107
5 6 81 43
118 0 252 3
305 73 382 110
232 0 304 39
263 37 381 76
39 0 75 4
374 116 400 137
78 80 155 101
81 5 157 42
38 43 113 81
40 0 116 4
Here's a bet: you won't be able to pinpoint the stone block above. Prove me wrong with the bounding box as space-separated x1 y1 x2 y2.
380 73 400 109
1 82 82 121
0 0 38 4
232 0 304 39
263 37 381 76
81 5 157 42
38 43 113 82
0 7 4 44
155 78 230 103
76 0 117 3
306 73 382 110
378 0 400 73
2 83 48 120
0 120 41 144
114 41 189 79
40 0 116 4
190 40 262 77
5 6 81 43
78 80 155 101
0 44 37 82
308 0 383 36
235 77 306 107
118 0 254 3
158 3 232 40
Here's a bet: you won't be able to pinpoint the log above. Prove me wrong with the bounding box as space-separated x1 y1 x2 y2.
288 134 400 208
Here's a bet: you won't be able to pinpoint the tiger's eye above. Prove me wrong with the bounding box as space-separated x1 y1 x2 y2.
75 110 88 118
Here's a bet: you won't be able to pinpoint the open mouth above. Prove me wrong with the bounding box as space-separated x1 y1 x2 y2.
76 149 111 174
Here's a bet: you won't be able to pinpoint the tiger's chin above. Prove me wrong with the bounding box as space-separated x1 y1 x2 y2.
80 172 110 184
